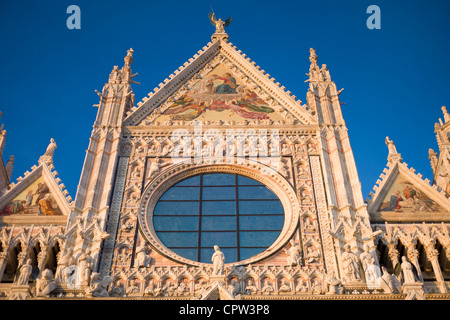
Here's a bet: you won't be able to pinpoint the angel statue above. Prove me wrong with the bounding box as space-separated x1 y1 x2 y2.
209 12 232 33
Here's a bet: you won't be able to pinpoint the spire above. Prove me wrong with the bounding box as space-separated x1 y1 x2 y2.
209 12 232 42
107 48 139 86
432 105 450 191
95 48 139 122
306 48 332 82
121 48 139 85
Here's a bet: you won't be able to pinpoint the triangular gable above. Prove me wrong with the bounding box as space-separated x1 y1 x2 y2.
366 160 450 216
0 162 72 219
123 39 316 127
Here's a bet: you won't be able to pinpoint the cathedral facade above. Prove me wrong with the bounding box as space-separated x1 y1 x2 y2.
0 19 449 301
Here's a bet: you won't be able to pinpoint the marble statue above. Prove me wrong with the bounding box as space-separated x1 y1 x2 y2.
400 256 420 284
284 239 302 266
379 266 401 294
209 12 232 33
341 244 362 283
360 245 379 285
44 138 57 157
133 244 152 268
211 245 225 276
36 269 57 297
16 259 33 286
86 273 113 297
385 136 398 155
245 279 258 295
78 248 94 286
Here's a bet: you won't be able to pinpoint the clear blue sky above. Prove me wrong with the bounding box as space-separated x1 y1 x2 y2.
0 0 449 200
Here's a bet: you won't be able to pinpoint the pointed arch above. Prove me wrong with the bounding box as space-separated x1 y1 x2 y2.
2 242 21 283
435 238 450 280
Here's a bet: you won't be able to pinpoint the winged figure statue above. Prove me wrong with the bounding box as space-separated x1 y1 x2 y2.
209 12 232 33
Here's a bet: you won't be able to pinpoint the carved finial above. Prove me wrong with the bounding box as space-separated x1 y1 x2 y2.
306 49 333 83
385 136 402 163
309 48 318 67
121 48 139 85
306 48 324 82
124 48 134 67
321 64 331 81
108 66 120 84
209 12 232 42
39 138 57 165
442 106 450 124
428 148 437 158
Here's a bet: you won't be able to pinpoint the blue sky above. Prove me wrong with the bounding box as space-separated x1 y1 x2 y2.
0 0 449 200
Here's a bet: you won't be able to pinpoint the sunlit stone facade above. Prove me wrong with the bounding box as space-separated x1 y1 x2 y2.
0 20 449 301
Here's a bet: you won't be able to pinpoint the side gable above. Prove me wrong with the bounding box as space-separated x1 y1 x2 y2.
123 39 316 128
0 161 72 224
366 159 450 222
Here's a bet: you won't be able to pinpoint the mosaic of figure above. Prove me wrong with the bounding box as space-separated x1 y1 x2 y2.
380 175 442 213
212 245 225 276
160 65 280 122
0 177 62 216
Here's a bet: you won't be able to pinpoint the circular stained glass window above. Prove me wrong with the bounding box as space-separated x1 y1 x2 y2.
152 173 285 264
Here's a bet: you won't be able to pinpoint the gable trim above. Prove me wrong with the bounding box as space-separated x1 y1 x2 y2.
123 39 317 128
366 161 450 215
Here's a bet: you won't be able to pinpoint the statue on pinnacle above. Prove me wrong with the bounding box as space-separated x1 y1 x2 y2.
209 12 232 34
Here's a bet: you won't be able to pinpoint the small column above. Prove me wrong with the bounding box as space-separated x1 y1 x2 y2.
425 243 448 293
0 250 8 282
